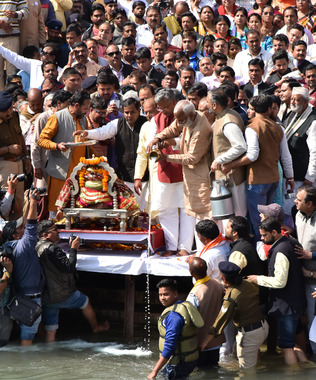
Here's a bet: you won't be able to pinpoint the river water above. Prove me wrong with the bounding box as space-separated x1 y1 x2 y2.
1 325 316 380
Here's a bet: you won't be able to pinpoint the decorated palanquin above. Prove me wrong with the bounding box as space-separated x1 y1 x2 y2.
56 156 139 231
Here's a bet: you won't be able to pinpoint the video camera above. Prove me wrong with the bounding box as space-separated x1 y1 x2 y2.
0 246 13 258
30 184 47 196
9 173 27 182
69 233 85 246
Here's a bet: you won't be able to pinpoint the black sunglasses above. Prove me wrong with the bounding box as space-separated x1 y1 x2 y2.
107 51 120 57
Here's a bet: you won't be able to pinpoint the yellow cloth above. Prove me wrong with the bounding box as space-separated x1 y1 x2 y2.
192 275 211 289
39 111 86 212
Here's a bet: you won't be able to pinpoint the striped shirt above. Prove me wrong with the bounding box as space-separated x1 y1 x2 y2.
0 0 29 36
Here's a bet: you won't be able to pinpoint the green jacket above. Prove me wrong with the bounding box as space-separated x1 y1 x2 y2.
158 301 204 365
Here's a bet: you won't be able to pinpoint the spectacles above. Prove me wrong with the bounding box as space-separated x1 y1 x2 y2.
47 226 58 233
263 12 273 15
107 51 120 57
94 109 107 115
41 51 52 56
42 88 52 94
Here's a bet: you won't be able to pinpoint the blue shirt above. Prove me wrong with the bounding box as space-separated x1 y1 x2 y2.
6 220 45 295
161 301 185 359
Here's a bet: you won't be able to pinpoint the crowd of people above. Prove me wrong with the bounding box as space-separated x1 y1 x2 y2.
0 0 315 377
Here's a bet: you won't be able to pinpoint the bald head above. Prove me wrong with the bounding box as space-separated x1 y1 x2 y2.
27 88 43 113
143 98 158 121
189 257 207 279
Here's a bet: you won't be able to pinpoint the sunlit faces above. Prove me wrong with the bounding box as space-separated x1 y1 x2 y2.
274 58 289 76
289 28 304 45
290 94 308 113
213 39 228 55
158 287 178 308
248 64 264 84
283 9 297 27
97 83 114 102
292 44 307 60
247 103 256 118
279 82 292 104
305 68 316 89
246 33 261 55
123 103 140 126
182 36 197 55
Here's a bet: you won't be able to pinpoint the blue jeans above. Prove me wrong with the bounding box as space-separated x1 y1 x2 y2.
277 313 299 348
20 297 42 341
162 361 197 379
246 182 279 240
43 290 88 331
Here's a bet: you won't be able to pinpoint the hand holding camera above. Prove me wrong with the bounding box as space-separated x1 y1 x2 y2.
69 233 85 249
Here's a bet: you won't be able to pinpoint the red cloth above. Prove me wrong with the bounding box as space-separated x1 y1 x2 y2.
218 4 238 18
155 112 183 183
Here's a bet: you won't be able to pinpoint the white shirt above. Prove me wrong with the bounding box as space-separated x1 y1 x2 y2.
86 119 119 140
244 128 294 178
214 123 247 164
118 0 148 17
136 24 172 47
0 45 61 89
233 48 274 83
276 25 313 45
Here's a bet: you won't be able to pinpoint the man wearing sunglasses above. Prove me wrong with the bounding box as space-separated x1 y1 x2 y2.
105 44 133 86
0 42 62 89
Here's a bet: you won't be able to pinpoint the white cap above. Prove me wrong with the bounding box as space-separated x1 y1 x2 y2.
122 90 139 102
292 86 310 100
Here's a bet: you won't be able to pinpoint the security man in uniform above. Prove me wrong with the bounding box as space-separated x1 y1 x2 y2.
200 262 269 370
147 278 204 380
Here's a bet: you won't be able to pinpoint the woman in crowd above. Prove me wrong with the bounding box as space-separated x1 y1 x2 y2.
250 0 273 15
197 6 216 36
261 4 275 37
232 7 249 39
228 38 242 60
296 0 316 30
202 35 215 57
214 15 233 42
241 13 273 50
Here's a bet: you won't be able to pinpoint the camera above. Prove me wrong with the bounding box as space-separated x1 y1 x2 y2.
30 185 47 196
69 233 85 246
0 246 13 258
9 173 27 182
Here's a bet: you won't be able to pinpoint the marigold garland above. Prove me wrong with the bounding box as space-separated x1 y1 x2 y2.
78 157 109 192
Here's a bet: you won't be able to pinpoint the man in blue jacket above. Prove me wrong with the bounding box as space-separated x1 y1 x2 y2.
2 189 45 346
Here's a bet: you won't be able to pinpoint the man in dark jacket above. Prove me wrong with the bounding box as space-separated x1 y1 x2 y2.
36 220 109 342
248 217 307 365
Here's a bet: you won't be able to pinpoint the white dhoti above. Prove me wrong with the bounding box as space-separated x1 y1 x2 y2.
154 181 195 252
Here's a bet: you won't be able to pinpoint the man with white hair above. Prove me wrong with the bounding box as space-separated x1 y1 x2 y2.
284 86 316 192
145 89 195 256
148 99 212 255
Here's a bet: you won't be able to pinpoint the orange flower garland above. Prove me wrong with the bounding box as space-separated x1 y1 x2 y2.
78 157 109 192
80 156 105 165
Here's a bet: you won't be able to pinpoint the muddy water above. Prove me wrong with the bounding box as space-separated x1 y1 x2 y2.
1 327 316 380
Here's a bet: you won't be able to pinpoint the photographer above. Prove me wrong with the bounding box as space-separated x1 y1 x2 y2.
0 256 13 347
36 220 110 342
0 175 21 228
2 189 45 346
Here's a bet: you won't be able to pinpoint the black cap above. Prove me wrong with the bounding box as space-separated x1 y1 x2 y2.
81 76 97 90
46 19 63 30
218 261 241 277
104 0 117 4
2 217 23 242
0 91 12 111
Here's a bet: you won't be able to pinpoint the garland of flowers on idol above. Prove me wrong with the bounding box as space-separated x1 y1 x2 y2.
78 157 109 192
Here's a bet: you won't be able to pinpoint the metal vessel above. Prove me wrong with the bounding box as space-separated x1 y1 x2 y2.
210 179 234 220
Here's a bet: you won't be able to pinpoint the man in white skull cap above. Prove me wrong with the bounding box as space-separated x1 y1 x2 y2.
283 86 316 212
